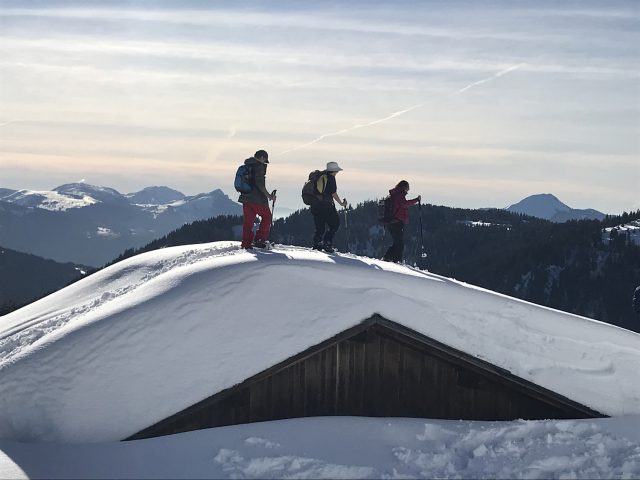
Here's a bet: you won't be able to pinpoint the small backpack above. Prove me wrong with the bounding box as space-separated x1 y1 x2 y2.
377 196 394 224
234 164 254 193
301 170 324 205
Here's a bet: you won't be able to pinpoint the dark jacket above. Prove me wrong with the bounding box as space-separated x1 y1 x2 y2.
389 186 419 224
317 172 337 204
238 157 269 206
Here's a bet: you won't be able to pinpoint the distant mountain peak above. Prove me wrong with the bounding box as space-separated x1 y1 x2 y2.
506 194 604 222
534 193 561 202
126 186 185 205
52 183 131 208
54 182 101 191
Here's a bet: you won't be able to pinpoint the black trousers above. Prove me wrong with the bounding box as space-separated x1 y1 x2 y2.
383 222 405 263
311 202 340 245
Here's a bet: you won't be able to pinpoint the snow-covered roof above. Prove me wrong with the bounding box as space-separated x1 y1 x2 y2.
1 242 639 443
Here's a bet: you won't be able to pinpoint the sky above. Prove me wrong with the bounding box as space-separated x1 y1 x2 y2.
0 0 638 214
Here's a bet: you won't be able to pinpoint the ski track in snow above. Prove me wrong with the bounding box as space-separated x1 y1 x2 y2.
0 244 244 367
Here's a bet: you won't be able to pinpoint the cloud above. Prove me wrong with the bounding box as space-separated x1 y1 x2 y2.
0 7 553 42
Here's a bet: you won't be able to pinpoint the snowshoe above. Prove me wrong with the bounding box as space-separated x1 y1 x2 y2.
253 240 274 250
322 243 335 253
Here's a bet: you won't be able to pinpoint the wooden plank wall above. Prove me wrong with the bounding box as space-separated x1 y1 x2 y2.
130 324 595 440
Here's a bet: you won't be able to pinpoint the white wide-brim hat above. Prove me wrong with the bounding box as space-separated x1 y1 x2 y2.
326 161 343 172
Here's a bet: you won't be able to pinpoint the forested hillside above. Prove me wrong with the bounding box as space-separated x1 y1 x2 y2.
0 246 90 315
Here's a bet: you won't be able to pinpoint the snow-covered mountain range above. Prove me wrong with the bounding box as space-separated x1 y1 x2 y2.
506 194 605 222
0 183 241 266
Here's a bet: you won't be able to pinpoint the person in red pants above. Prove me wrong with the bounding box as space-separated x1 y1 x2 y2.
238 150 276 249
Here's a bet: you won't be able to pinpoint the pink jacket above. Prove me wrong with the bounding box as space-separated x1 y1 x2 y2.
389 186 419 224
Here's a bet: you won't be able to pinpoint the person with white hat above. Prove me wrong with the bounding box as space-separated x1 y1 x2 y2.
310 161 348 253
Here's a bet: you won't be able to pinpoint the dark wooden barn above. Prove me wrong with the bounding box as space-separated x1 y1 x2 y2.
128 314 604 440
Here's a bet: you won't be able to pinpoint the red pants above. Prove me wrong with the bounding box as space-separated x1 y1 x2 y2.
242 202 272 248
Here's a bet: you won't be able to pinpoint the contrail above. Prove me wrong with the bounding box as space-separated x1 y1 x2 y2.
279 63 524 156
279 104 424 155
457 63 523 93
0 120 19 128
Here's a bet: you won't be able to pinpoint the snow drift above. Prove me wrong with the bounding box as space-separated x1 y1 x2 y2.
1 242 639 443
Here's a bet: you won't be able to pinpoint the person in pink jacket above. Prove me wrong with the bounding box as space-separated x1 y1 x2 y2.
382 180 421 263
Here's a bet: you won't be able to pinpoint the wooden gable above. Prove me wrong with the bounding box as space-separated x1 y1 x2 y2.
128 314 604 440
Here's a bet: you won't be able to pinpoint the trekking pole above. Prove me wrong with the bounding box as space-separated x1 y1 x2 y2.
418 200 427 262
344 203 351 253
270 189 277 229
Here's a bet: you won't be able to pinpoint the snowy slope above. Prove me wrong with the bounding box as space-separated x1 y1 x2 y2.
1 416 639 479
603 219 640 246
1 242 640 444
0 188 99 211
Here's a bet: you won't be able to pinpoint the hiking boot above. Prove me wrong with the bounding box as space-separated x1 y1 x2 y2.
322 243 335 253
253 239 267 249
312 242 323 251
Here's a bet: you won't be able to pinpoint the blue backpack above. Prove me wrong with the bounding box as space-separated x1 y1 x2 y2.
234 164 254 193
